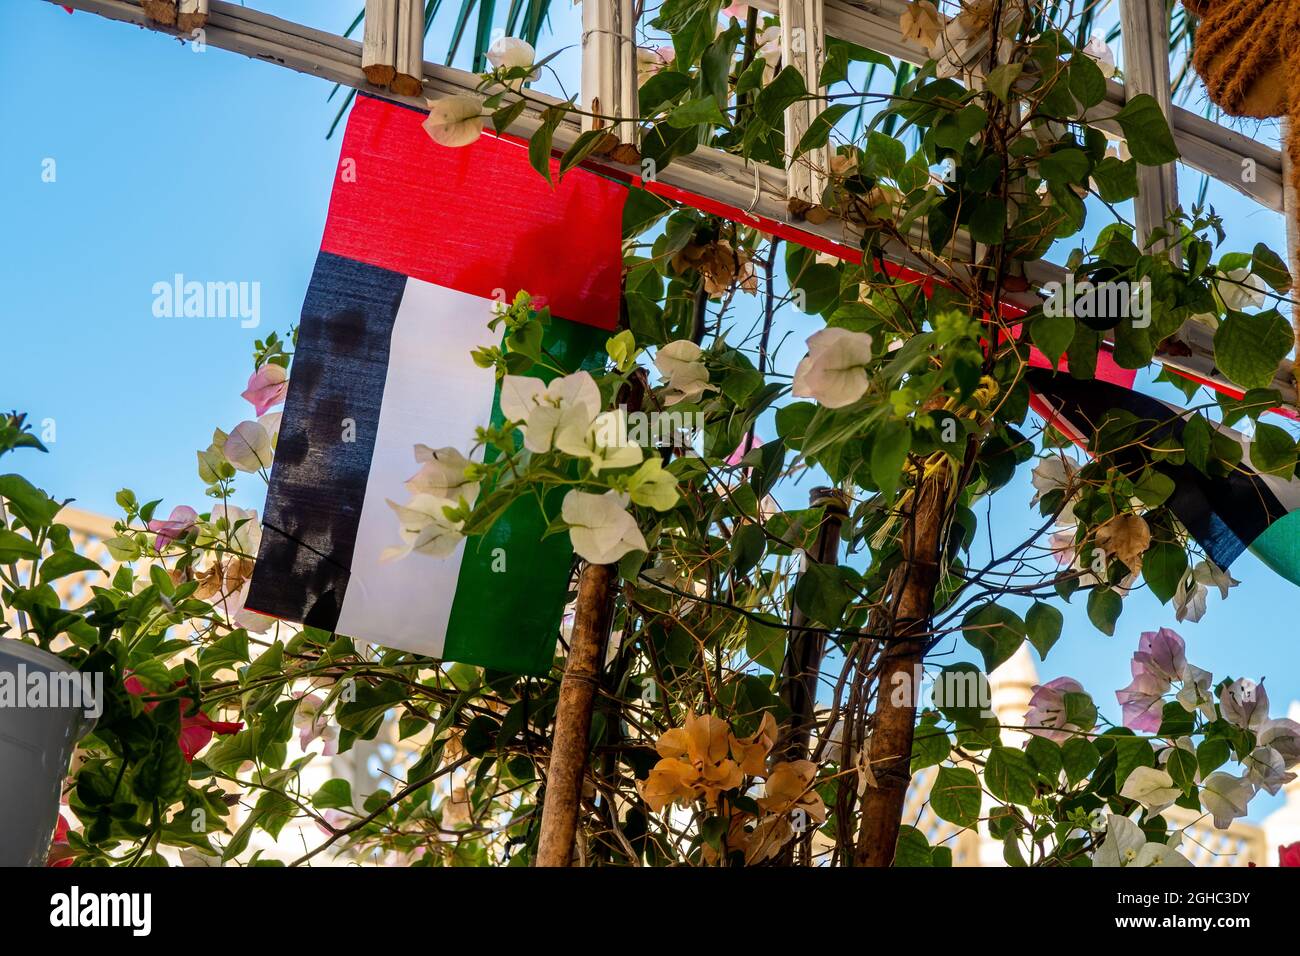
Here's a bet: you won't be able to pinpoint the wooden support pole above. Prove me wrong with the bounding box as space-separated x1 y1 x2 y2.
780 0 830 206
362 0 397 88
534 560 616 867
776 487 848 764
1119 0 1181 261
1283 120 1300 386
392 0 425 96
177 0 207 32
854 465 949 867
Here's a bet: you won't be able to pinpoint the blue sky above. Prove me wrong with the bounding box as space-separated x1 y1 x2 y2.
4 2 1296 817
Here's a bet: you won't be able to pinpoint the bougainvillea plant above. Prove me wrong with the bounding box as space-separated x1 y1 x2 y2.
5 0 1300 867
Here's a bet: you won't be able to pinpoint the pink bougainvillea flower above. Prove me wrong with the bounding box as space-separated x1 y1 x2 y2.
293 692 338 755
146 504 198 552
1280 842 1300 867
721 3 750 18
1132 627 1186 685
240 363 289 416
124 676 243 763
1116 669 1168 733
46 813 74 867
1024 676 1087 742
726 435 763 467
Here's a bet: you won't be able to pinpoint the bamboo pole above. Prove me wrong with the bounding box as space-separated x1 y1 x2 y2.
392 0 425 96
534 560 616 866
1284 119 1300 390
853 466 949 867
362 0 397 87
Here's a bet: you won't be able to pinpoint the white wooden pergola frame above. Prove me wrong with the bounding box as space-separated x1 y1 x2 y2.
48 0 1297 404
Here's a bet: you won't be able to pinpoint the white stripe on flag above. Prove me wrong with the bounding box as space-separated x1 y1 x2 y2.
334 278 500 656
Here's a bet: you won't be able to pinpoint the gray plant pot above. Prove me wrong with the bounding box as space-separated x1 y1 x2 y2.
0 639 99 866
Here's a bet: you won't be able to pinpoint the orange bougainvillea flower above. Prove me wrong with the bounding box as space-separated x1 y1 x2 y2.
729 712 778 777
758 760 828 825
638 713 749 811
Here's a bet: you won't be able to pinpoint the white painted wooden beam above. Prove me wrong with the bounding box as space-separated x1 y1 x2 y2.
781 0 831 205
1119 0 1180 260
749 0 1285 212
46 0 1297 406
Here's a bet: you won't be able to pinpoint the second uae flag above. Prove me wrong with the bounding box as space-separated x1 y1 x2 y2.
245 95 627 674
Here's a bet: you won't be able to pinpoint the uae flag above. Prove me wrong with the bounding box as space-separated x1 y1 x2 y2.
244 94 627 674
1028 369 1300 586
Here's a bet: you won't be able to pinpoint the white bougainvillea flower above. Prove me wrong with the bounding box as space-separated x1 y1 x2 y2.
625 457 680 511
406 445 480 505
423 95 485 148
259 411 282 450
1176 662 1216 721
1220 676 1270 731
654 339 713 406
1173 571 1208 623
1024 676 1088 743
222 419 273 472
791 328 874 408
384 494 464 560
1217 268 1267 312
500 371 601 454
1132 627 1186 685
1082 33 1116 78
562 489 648 564
1199 771 1256 829
563 409 644 475
1093 814 1190 867
207 504 262 556
229 579 275 634
1259 717 1300 768
720 2 750 19
757 24 782 59
1030 454 1079 524
1244 745 1296 795
1119 766 1182 816
486 36 540 82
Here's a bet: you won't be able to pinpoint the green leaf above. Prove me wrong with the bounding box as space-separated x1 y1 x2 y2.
1183 413 1211 472
911 712 951 772
1091 156 1138 203
1214 309 1293 391
795 104 853 157
638 69 692 115
893 825 934 866
1166 747 1198 792
311 778 354 810
1068 53 1107 109
729 523 766 577
1112 94 1180 165
1026 735 1063 781
1061 737 1100 785
1086 587 1122 636
1142 540 1188 604
528 107 564 185
1030 313 1075 367
38 549 103 585
558 127 610 176
793 564 858 627
667 96 728 129
1251 243 1292 293
870 419 912 501
961 603 1026 672
930 766 982 828
1025 601 1063 659
1038 148 1090 185
1197 737 1231 778
0 474 62 530
985 746 1038 805
0 529 40 563
745 614 786 674
985 62 1024 103
968 197 1006 244
754 66 807 128
1250 421 1298 477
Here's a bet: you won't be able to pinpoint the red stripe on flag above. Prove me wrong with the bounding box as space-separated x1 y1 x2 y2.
322 95 625 330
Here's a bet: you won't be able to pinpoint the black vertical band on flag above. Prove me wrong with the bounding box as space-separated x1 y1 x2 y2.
245 252 407 630
1028 370 1287 571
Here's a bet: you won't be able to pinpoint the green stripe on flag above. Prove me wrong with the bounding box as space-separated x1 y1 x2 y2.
1248 510 1300 588
443 318 611 674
